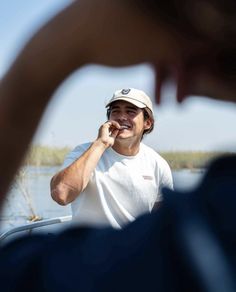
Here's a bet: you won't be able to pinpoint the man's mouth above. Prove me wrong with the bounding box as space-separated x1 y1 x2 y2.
119 125 130 130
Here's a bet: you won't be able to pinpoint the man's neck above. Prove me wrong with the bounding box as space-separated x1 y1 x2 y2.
112 139 141 156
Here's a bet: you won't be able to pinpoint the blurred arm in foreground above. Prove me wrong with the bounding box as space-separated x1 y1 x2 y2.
0 0 235 207
0 0 177 206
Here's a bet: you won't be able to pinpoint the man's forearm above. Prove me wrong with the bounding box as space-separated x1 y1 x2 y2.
51 139 108 205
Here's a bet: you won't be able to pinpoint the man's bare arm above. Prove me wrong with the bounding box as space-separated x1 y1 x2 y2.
51 120 120 205
51 140 107 205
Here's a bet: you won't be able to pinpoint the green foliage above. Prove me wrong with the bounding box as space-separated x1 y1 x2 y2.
160 151 232 170
24 145 71 166
23 145 233 169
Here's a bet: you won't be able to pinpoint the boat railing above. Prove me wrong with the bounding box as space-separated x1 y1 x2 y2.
0 215 72 242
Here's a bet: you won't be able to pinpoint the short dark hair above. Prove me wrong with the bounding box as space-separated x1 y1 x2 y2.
142 108 154 136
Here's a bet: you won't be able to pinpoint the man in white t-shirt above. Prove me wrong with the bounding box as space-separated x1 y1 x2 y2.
51 88 173 228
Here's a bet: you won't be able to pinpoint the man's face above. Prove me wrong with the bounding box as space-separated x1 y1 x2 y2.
109 101 151 141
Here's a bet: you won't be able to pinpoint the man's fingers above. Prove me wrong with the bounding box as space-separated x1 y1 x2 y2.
109 128 119 138
106 120 120 130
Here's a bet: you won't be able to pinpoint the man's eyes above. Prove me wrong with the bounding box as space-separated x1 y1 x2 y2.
111 110 119 114
111 109 137 115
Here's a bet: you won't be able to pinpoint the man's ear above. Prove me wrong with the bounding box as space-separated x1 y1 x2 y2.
144 118 152 130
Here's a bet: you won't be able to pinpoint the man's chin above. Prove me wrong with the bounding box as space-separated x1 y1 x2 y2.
116 134 130 139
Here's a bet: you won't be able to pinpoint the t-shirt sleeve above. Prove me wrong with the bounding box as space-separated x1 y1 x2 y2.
157 159 174 200
62 144 90 169
161 161 174 190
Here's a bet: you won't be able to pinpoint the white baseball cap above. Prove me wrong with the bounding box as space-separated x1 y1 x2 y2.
106 88 153 113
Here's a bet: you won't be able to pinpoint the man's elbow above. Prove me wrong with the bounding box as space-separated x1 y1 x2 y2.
50 181 72 206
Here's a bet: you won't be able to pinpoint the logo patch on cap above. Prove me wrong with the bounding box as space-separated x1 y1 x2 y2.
121 89 130 95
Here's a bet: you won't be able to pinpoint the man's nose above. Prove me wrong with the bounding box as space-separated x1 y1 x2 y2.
118 113 128 120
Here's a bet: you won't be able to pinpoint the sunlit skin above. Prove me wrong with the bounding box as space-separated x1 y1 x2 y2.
107 101 152 155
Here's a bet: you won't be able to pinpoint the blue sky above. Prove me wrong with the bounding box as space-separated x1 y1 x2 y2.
1 0 236 152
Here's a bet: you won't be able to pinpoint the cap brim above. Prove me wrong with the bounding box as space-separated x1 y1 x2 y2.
106 97 147 109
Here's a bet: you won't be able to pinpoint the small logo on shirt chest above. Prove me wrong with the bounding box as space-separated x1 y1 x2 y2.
142 175 153 180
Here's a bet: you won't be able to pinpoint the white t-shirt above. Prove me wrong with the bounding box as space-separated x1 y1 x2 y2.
63 142 173 229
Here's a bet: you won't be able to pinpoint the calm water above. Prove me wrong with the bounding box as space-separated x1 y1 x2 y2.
0 166 205 233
